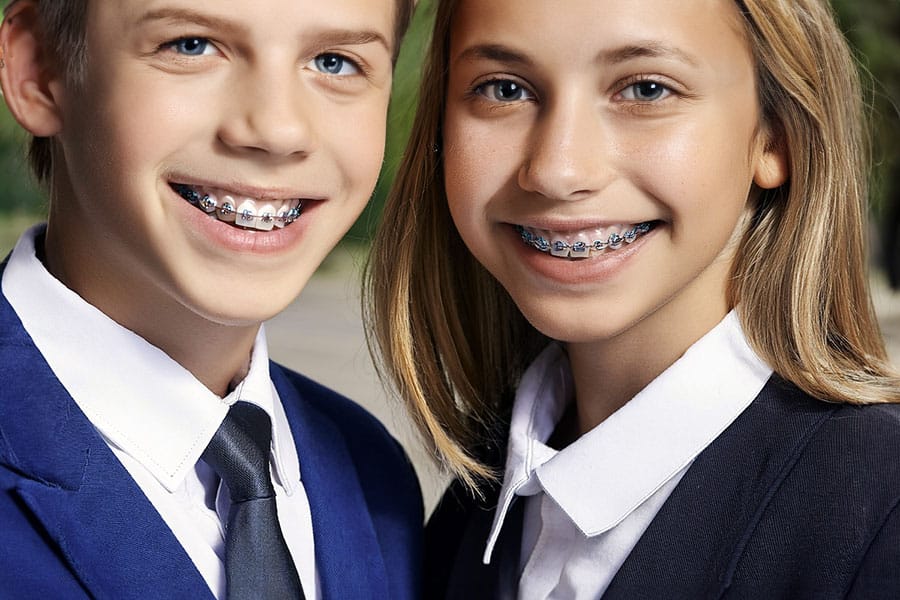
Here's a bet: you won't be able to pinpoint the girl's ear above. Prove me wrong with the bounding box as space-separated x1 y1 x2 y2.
753 128 789 190
0 0 65 137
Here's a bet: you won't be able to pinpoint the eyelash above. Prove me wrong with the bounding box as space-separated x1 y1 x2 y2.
471 78 536 104
470 74 678 106
156 38 366 79
615 75 676 103
311 53 365 78
160 36 216 57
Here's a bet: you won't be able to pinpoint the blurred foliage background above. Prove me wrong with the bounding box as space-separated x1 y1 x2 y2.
1 0 899 275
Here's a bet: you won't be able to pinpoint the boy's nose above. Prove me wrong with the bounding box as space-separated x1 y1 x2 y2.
218 68 316 158
517 97 614 202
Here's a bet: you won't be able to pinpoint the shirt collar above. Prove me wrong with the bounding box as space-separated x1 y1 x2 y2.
483 311 773 563
229 329 300 495
2 225 298 493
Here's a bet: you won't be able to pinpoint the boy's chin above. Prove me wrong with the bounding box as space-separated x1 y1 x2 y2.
178 275 313 329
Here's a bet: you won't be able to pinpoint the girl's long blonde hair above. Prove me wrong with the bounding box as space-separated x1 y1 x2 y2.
365 0 900 490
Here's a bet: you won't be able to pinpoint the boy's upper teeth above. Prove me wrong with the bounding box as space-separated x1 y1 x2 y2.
174 184 303 230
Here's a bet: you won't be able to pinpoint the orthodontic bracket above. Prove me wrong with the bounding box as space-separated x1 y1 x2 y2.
173 183 303 228
517 222 652 258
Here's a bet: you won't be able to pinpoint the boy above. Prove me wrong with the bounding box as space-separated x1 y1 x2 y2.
0 0 420 598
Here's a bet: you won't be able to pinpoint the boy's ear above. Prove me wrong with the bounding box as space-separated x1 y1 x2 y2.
753 127 789 190
0 0 65 137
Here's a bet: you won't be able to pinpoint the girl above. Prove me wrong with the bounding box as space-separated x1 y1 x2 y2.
367 0 900 597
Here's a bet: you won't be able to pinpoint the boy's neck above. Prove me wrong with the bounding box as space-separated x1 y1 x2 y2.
40 230 260 398
144 320 259 397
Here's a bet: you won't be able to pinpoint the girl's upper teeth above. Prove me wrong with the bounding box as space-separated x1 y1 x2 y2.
518 223 652 258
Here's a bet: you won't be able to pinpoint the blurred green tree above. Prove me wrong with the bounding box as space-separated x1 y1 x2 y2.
347 0 435 241
0 106 44 214
831 0 900 285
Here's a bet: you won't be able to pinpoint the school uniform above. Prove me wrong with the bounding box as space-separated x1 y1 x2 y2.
426 313 900 599
0 226 423 599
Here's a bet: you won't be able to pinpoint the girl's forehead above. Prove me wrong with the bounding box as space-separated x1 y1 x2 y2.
449 0 749 60
450 0 752 75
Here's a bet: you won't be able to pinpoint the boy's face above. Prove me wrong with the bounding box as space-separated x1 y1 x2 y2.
47 0 395 328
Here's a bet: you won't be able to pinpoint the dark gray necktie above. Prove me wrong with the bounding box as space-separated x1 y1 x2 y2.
202 401 305 599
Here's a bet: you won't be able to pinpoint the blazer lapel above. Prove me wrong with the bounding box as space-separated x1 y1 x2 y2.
425 422 520 600
13 456 213 600
603 377 836 599
273 365 390 599
0 346 211 598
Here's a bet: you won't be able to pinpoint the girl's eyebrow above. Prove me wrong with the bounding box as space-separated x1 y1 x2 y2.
600 42 700 68
454 44 533 68
454 41 699 69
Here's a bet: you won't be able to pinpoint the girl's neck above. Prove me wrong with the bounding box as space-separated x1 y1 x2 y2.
566 304 730 436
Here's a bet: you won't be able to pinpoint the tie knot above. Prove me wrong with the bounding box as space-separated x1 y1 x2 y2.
203 401 275 503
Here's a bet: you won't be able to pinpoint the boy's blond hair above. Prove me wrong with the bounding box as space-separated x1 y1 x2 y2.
365 0 900 490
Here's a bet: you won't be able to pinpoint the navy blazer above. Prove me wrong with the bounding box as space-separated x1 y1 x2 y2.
0 262 423 599
426 377 900 599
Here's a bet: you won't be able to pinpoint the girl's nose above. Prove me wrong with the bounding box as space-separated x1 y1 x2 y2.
517 97 613 202
218 64 317 158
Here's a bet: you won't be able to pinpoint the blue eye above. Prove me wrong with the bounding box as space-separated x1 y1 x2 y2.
621 81 670 102
170 37 211 56
313 54 359 76
477 79 532 102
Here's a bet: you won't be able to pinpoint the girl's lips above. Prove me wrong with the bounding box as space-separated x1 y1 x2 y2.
171 183 305 231
516 221 657 258
506 221 659 287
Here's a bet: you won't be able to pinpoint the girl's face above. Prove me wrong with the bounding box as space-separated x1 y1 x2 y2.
443 0 786 350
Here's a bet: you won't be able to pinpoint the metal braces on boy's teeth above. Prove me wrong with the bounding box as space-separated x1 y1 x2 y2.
516 222 652 258
173 184 303 231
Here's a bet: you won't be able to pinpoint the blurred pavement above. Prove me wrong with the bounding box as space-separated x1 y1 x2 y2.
265 246 450 514
873 275 900 362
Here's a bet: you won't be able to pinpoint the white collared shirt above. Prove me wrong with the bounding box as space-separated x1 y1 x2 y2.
2 225 318 599
485 312 773 599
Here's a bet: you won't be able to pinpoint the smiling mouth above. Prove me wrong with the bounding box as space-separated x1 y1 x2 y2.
172 183 305 231
516 222 657 258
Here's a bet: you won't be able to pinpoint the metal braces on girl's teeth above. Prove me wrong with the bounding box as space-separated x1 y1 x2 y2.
173 184 303 229
516 222 652 258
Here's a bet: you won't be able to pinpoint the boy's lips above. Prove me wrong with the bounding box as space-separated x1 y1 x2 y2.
171 182 310 232
515 221 658 258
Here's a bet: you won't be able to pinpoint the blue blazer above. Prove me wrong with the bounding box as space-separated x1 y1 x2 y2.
426 377 900 599
0 262 423 599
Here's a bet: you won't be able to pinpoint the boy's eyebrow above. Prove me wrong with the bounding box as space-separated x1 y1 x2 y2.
454 41 699 69
137 7 389 52
304 30 391 53
138 7 247 36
